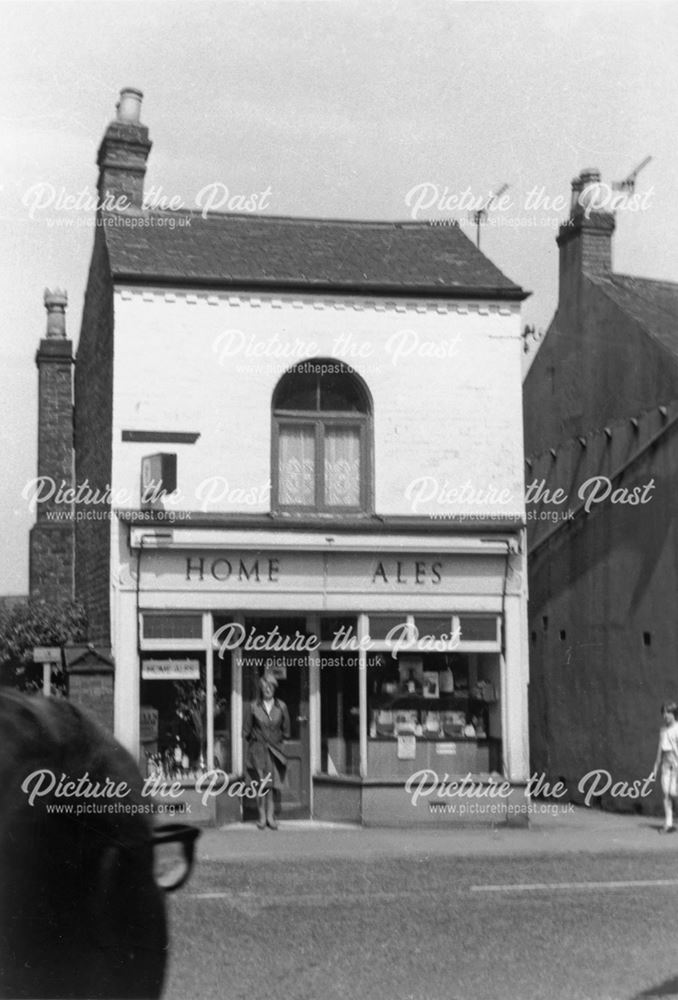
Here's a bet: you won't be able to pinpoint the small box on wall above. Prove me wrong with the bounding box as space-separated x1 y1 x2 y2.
141 453 177 505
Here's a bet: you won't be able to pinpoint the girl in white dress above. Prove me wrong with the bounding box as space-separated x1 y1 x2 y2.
652 702 678 832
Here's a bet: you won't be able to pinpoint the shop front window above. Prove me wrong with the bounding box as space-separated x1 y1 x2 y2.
140 651 231 780
366 650 503 777
140 652 207 780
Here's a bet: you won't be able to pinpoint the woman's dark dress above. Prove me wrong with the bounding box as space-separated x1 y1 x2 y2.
243 698 291 790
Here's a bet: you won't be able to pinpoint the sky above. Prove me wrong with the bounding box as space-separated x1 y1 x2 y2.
1 0 677 595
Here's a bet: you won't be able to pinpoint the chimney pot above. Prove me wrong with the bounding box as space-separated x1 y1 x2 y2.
97 88 151 208
576 168 603 216
43 288 68 338
579 168 601 185
570 175 584 213
116 87 144 125
567 168 603 218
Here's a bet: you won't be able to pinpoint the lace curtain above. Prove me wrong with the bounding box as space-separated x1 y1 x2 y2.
324 426 360 507
278 425 315 505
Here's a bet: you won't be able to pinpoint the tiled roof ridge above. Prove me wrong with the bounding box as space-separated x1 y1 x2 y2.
610 272 678 293
100 207 465 229
585 271 678 361
588 271 678 317
586 272 678 354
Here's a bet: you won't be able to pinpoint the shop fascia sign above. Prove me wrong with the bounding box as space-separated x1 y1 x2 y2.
141 658 200 680
182 554 446 586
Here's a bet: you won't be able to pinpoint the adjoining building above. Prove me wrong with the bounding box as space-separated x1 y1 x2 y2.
523 169 678 809
34 87 530 825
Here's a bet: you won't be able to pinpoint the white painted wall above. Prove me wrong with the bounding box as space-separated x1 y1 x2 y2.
110 287 526 519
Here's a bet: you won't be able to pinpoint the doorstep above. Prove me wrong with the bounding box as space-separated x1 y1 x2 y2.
218 819 362 831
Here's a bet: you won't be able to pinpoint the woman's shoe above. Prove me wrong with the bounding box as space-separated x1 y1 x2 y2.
265 794 278 829
256 819 266 830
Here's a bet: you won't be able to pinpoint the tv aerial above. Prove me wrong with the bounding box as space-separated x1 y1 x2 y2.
471 183 509 249
521 324 544 354
612 156 652 193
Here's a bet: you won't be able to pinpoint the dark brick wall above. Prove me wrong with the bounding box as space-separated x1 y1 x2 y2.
29 524 74 602
74 226 114 644
527 424 678 813
29 337 74 602
68 671 114 732
36 341 74 500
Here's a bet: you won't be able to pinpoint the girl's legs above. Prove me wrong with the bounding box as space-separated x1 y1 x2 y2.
661 765 675 830
662 794 673 831
256 793 267 829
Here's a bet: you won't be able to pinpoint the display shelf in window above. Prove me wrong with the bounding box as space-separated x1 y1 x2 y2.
366 648 495 742
368 694 489 741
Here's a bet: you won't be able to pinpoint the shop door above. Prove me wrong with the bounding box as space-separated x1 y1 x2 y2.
274 655 310 817
242 618 311 819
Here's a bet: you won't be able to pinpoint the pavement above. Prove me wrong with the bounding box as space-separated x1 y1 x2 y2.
197 805 677 863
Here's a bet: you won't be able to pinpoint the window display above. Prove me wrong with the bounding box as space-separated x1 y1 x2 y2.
366 650 501 776
368 652 496 739
140 651 230 781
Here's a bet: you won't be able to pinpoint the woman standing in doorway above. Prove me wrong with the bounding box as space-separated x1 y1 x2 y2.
244 674 290 830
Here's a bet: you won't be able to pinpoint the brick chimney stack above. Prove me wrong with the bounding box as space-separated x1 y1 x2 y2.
556 168 616 304
29 289 75 601
96 87 151 209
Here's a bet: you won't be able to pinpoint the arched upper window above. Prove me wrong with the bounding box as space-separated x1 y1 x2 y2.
272 361 372 513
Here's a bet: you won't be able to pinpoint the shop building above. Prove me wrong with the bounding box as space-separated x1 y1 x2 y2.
55 88 531 824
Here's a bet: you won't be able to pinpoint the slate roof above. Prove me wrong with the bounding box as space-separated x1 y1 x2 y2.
588 272 678 359
0 595 28 613
101 211 527 299
64 644 114 673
